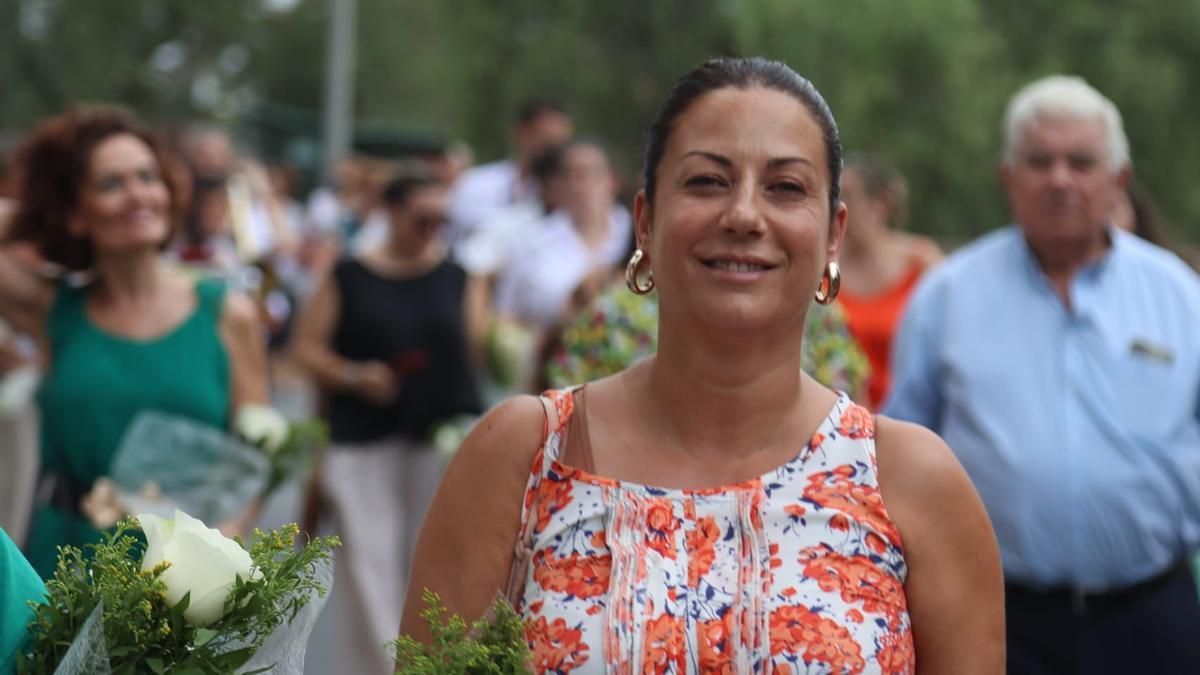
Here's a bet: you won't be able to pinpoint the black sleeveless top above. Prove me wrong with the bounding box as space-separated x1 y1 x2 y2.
329 257 481 443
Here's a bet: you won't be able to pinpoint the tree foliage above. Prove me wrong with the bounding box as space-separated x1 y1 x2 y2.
2 0 1199 242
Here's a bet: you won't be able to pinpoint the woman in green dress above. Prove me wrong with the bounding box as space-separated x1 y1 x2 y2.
0 528 42 674
0 107 269 578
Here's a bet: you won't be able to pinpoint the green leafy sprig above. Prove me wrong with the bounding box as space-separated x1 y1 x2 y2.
263 420 327 494
390 590 533 675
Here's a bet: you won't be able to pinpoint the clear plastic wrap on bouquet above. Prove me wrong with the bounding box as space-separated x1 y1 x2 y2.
52 603 111 675
49 561 334 674
236 558 334 673
109 411 269 525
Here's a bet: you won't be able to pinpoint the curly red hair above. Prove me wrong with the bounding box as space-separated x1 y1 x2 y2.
7 105 186 270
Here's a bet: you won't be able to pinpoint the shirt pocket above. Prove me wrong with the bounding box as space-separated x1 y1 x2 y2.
1105 346 1184 436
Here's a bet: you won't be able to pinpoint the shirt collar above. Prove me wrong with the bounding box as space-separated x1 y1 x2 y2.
1015 223 1122 288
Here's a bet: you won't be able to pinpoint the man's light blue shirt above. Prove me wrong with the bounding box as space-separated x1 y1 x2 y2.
885 226 1200 591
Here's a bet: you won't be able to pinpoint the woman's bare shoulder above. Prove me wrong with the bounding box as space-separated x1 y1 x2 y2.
873 416 967 506
402 394 549 636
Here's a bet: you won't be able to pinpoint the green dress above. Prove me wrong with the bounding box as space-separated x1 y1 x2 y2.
25 279 230 579
1 529 43 674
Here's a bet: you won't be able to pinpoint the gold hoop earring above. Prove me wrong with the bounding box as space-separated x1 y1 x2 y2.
625 249 654 295
814 261 840 304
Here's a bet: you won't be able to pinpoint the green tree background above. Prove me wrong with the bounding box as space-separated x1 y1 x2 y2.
3 0 1198 246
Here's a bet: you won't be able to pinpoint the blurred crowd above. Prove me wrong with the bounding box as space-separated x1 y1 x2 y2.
0 71 1196 674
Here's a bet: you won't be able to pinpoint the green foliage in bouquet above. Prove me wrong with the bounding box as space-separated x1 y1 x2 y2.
390 590 532 675
265 419 327 494
18 518 338 675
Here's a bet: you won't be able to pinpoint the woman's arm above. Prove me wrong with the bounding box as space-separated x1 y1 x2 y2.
462 273 490 374
218 291 271 411
0 242 54 339
400 395 545 641
875 416 1005 674
290 268 396 405
215 291 271 536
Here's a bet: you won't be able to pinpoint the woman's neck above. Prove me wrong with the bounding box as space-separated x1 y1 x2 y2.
92 250 169 305
641 313 809 459
372 238 446 277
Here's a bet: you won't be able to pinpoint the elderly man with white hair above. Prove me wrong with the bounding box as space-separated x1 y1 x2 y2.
886 75 1200 673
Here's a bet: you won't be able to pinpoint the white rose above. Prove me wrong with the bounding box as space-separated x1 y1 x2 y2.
234 403 289 455
139 510 256 626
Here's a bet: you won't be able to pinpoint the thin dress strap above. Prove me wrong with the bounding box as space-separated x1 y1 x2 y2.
564 384 596 474
506 388 577 606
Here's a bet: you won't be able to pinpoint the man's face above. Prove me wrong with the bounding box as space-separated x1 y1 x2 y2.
1001 115 1127 256
515 111 572 166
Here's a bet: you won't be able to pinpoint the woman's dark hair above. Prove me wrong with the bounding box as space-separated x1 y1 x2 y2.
642 57 843 215
380 172 442 208
8 105 186 270
844 153 909 229
1125 179 1166 247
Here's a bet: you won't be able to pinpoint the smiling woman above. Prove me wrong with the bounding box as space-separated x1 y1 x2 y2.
403 57 1004 673
0 106 270 578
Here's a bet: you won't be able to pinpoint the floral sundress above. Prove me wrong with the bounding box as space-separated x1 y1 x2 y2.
511 387 914 674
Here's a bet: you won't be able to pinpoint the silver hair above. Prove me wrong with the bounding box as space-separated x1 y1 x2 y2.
1002 75 1130 172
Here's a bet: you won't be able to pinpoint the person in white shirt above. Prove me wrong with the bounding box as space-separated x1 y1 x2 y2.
447 97 573 248
454 144 569 279
493 140 631 329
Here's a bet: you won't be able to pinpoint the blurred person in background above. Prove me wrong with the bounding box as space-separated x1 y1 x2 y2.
492 140 631 331
454 144 568 283
453 144 568 402
292 173 484 675
1 527 43 674
0 106 270 578
837 154 941 409
0 138 41 548
487 140 631 396
447 97 573 248
1111 178 1167 247
174 126 299 276
887 75 1200 673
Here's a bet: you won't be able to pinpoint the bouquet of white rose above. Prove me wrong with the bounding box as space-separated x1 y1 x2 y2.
81 406 326 530
18 510 338 674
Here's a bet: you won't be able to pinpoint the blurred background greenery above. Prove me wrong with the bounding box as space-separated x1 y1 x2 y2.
3 0 1198 246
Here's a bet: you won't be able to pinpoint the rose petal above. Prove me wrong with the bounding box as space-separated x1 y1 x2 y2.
138 512 172 573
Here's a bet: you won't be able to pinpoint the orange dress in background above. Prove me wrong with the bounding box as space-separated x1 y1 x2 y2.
839 258 925 410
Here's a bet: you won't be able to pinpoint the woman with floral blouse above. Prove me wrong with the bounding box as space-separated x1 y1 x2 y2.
404 57 1004 673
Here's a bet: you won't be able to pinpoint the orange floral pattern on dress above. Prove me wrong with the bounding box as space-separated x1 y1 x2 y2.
803 466 903 549
526 616 590 673
533 477 574 534
533 549 612 599
515 388 912 674
837 403 874 439
642 614 686 674
876 626 917 675
799 545 908 620
698 611 735 674
770 605 866 674
686 516 721 587
645 502 679 560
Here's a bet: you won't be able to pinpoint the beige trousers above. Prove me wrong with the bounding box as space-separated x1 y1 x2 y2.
0 404 39 547
319 438 444 675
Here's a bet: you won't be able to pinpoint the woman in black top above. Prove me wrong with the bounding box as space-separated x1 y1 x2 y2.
293 172 484 675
